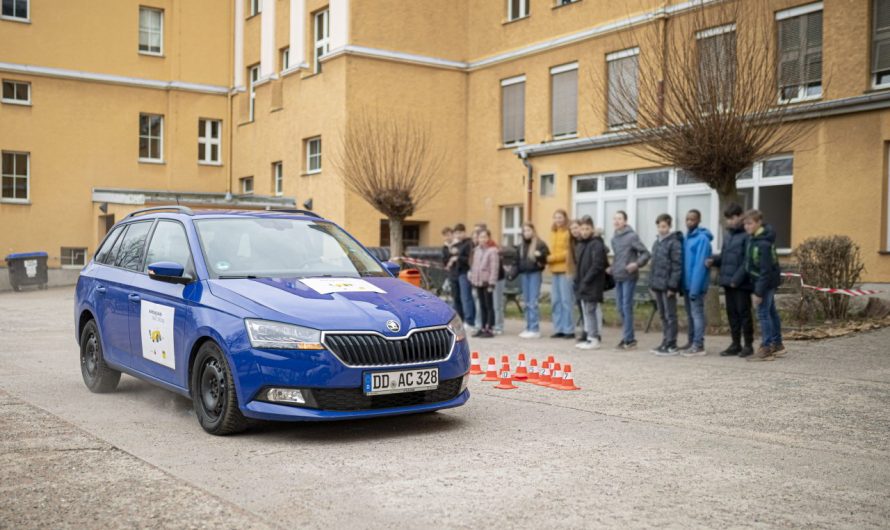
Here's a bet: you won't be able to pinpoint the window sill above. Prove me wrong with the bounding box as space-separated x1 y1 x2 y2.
866 84 890 94
879 250 890 256
138 158 165 165
302 71 322 80
281 65 307 78
0 15 30 23
778 95 822 105
552 133 578 141
303 170 322 176
138 51 165 58
607 124 637 132
1 99 31 106
198 161 223 167
501 141 526 150
0 199 31 205
503 15 529 25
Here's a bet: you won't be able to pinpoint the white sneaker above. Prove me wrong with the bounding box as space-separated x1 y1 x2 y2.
518 330 532 339
520 331 541 339
575 339 600 350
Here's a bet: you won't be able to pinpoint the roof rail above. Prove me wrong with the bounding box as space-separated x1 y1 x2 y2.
268 209 323 219
125 206 195 219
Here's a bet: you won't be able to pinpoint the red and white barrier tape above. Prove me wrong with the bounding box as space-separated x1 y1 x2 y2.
781 272 883 297
394 256 445 269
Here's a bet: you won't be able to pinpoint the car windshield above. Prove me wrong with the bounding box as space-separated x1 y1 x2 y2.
194 217 387 279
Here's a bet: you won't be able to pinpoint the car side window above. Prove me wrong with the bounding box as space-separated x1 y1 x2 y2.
95 225 125 265
145 221 195 277
114 221 153 271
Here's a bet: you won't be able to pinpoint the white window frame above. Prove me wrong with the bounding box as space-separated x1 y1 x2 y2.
776 3 823 104
1 79 31 105
501 205 524 247
248 65 259 122
60 247 88 269
281 47 290 72
606 47 641 129
198 118 221 165
507 0 529 21
273 161 283 196
306 137 322 174
501 74 526 147
873 0 890 89
540 173 556 197
1 150 30 203
313 9 330 74
240 176 254 194
249 0 262 17
138 113 164 163
138 6 164 56
1 0 29 22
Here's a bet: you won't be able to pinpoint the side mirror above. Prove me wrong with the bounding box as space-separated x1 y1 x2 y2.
383 261 401 277
147 261 191 285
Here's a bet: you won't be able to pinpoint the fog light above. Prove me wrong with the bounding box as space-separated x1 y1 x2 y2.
265 388 306 404
459 373 470 394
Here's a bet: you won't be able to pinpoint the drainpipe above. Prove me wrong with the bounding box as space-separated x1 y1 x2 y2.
520 151 533 222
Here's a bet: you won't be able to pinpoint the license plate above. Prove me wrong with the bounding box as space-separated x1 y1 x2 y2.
363 368 439 396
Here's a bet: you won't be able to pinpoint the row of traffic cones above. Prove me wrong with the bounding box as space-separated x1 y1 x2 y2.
469 352 580 391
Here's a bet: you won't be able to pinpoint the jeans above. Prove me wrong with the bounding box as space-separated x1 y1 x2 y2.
615 279 637 343
684 293 707 347
756 289 783 347
550 273 575 335
458 273 475 326
724 287 754 347
581 300 602 341
493 278 506 332
653 289 678 347
476 286 494 331
520 271 543 332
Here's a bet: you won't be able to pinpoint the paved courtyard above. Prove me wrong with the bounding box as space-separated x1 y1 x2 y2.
1 287 888 528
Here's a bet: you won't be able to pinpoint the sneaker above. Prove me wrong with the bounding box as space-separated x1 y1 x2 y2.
576 339 600 350
493 329 503 336
719 344 742 357
561 333 577 340
773 343 787 357
677 343 692 353
478 329 494 339
518 330 532 339
615 340 626 349
747 345 776 362
550 332 566 339
622 340 638 351
521 331 541 339
655 345 680 357
739 345 754 358
472 329 485 338
650 342 666 354
681 345 707 357
578 332 588 342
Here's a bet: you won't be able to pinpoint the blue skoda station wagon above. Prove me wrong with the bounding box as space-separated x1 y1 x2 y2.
74 207 470 435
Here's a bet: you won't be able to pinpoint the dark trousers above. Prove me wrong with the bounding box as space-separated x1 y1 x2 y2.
653 289 678 347
476 286 495 331
724 286 754 347
449 277 464 320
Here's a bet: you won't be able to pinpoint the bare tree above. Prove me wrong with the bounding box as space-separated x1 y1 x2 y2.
334 111 445 259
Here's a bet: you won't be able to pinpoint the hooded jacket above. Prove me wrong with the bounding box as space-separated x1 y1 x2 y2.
517 237 550 273
574 235 608 302
683 225 714 297
610 226 651 282
469 243 500 287
649 231 684 292
745 224 781 298
711 225 752 290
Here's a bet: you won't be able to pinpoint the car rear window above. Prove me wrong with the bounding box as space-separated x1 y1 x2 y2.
95 225 125 265
113 221 153 271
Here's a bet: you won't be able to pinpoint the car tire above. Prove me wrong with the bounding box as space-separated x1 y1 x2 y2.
80 320 121 393
191 341 247 436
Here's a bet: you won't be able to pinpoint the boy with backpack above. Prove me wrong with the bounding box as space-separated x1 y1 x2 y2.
743 210 786 362
648 214 684 356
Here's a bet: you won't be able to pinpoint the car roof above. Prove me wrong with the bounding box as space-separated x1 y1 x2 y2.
122 207 326 223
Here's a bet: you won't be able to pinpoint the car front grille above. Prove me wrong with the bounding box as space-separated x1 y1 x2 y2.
323 328 453 366
307 377 464 411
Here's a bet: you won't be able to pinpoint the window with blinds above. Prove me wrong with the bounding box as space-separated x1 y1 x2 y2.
551 64 578 138
607 49 639 128
696 26 736 111
501 77 526 146
874 0 890 86
777 7 822 102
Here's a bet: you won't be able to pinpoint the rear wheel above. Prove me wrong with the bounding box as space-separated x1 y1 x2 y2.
80 320 121 393
191 341 247 435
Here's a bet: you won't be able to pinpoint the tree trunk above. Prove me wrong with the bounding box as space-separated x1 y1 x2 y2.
389 216 404 261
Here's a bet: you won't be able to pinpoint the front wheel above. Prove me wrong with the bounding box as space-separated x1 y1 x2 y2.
191 342 247 436
80 320 121 393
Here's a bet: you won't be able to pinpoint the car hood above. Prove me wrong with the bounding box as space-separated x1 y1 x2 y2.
207 277 455 334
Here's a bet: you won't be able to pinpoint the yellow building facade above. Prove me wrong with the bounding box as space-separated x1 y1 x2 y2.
3 0 890 283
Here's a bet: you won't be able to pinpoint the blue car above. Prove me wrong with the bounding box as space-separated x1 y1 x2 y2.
74 207 470 435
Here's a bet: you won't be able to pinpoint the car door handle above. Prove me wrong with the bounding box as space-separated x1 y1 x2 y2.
128 294 141 302
95 286 106 295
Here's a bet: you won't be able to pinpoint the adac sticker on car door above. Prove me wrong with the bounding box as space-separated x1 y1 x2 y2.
140 301 176 369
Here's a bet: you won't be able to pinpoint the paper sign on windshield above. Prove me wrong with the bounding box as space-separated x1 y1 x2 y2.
300 277 386 295
141 301 176 369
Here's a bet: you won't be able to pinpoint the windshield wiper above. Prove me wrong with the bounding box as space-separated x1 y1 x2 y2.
217 275 258 279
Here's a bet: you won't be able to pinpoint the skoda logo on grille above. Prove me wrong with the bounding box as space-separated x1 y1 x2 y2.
385 319 401 333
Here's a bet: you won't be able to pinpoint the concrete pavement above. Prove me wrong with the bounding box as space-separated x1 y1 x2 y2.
1 287 889 528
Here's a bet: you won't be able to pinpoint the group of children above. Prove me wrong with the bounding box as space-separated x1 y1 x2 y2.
441 204 784 361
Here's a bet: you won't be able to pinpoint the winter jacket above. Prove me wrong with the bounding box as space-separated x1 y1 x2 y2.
469 244 500 287
445 238 472 279
574 236 608 302
683 225 714 297
517 238 550 273
745 224 781 298
649 231 684 292
711 226 752 290
547 227 571 274
610 226 651 282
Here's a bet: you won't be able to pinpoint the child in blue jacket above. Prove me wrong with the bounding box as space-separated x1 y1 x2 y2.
681 209 713 356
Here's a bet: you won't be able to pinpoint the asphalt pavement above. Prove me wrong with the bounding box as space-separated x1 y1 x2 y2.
1 287 888 528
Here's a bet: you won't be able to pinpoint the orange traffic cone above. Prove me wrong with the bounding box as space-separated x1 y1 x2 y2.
514 353 529 381
536 361 552 386
548 363 564 389
501 354 511 370
547 355 555 364
559 363 580 391
527 358 540 383
469 351 483 375
482 357 499 382
494 363 518 390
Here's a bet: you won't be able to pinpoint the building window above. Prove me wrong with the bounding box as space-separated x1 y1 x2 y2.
248 65 259 121
696 24 736 111
198 119 221 164
501 205 524 247
240 176 254 194
306 137 322 173
380 221 422 248
273 161 283 196
139 113 163 162
607 47 640 128
138 7 163 55
1 79 30 105
777 4 823 102
281 47 290 71
507 0 529 21
249 0 262 17
540 174 556 196
314 9 330 74
873 0 890 87
1 0 28 20
1 151 29 202
550 63 578 139
501 75 525 146
61 247 87 268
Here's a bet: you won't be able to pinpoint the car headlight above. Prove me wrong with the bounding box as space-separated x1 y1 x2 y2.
245 319 323 350
447 314 466 342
